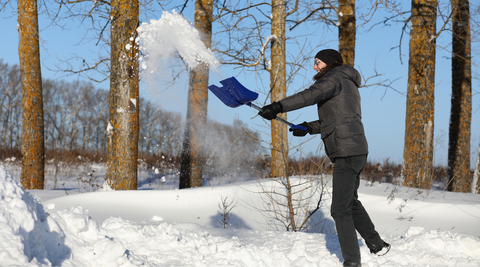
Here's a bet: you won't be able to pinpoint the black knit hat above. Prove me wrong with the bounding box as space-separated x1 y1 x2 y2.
315 49 343 65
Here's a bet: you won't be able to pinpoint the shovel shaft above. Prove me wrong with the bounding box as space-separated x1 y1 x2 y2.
249 103 307 131
208 77 307 131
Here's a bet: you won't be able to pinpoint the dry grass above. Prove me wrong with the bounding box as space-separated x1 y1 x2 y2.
1 147 454 190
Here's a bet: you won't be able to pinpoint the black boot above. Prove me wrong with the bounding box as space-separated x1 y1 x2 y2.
367 241 391 256
343 260 361 267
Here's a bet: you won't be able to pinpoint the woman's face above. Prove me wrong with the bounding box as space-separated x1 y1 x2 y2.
314 58 327 73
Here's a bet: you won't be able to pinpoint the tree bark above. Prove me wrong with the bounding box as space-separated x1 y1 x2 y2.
18 0 45 189
448 0 472 193
179 0 214 188
106 0 139 190
338 0 356 67
402 0 437 189
270 0 288 178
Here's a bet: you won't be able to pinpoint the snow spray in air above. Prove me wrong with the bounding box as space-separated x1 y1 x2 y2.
135 9 219 112
135 11 257 182
136 10 219 82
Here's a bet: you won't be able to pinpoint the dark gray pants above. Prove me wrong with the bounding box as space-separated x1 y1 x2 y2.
331 154 383 264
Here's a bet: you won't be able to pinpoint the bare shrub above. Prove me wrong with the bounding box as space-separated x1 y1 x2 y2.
250 146 330 233
362 158 401 185
217 195 236 229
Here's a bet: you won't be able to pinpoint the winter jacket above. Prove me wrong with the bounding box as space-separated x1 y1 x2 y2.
278 65 368 162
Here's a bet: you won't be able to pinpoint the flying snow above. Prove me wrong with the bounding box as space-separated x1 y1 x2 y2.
136 10 219 73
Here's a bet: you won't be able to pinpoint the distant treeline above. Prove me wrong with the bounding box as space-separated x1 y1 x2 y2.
0 60 264 174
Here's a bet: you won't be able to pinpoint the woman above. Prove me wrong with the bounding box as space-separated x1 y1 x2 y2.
258 49 390 267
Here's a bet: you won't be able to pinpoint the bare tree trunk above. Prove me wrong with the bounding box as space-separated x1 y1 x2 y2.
338 0 355 67
448 0 472 193
402 0 437 189
18 0 45 189
179 0 213 189
106 0 139 190
270 0 288 178
472 139 480 194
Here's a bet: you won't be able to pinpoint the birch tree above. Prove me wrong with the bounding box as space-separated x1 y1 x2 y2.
179 0 214 188
106 0 140 190
472 139 480 194
448 0 472 193
402 0 438 189
18 0 45 189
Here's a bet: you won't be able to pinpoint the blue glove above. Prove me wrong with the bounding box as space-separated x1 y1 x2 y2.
289 122 312 137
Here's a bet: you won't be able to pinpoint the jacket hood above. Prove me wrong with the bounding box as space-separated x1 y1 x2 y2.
335 65 361 87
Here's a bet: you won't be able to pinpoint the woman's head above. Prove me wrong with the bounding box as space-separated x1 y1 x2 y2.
315 49 343 65
313 49 344 80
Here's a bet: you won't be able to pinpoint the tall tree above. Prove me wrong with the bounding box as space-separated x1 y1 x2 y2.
179 0 214 188
448 0 472 193
402 0 437 189
270 0 289 178
338 0 356 67
106 0 140 190
18 0 45 189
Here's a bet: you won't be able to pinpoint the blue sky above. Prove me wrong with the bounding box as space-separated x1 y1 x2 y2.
1 2 479 167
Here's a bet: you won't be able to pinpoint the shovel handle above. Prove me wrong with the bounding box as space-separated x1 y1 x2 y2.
249 103 307 131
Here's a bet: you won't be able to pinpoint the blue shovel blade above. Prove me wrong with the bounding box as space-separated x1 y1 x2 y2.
209 77 307 132
208 77 259 108
208 84 244 107
219 77 259 104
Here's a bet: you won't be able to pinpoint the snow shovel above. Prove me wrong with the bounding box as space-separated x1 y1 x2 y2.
208 77 307 131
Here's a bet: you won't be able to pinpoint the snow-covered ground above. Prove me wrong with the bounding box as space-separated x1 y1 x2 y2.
1 164 480 267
